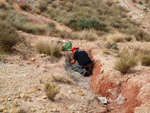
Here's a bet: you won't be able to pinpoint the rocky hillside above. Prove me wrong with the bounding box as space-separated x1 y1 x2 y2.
0 0 150 113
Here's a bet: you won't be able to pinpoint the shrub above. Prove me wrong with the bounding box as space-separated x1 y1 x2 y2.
52 74 73 84
19 3 32 11
106 32 133 43
67 17 108 31
0 21 20 52
78 30 98 41
0 10 8 20
140 54 150 66
12 20 47 35
45 82 60 101
47 22 56 31
135 30 150 42
0 3 8 10
139 49 150 66
39 2 47 12
114 50 137 74
35 39 62 58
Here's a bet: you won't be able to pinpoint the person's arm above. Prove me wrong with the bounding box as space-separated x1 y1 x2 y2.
71 50 77 64
71 59 76 64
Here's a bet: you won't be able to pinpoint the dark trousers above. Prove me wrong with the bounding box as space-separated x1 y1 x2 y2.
72 63 87 74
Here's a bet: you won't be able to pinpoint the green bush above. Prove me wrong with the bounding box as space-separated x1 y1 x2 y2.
19 3 32 11
67 17 108 31
0 21 20 52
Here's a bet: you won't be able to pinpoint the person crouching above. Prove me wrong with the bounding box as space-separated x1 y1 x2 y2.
71 47 93 76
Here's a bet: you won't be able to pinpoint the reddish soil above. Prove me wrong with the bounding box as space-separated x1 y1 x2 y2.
91 60 142 113
121 83 142 113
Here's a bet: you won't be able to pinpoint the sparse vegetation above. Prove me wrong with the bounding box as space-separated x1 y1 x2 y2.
135 30 150 42
33 0 141 36
132 0 150 8
19 3 32 11
106 32 134 44
139 49 150 66
114 49 137 74
45 82 60 101
39 2 47 13
0 20 20 52
52 74 74 84
35 39 62 58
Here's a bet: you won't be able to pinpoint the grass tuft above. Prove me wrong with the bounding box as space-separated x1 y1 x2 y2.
135 30 150 42
114 49 137 74
0 20 20 52
45 82 60 101
139 49 150 66
35 39 62 58
52 74 74 84
19 3 32 11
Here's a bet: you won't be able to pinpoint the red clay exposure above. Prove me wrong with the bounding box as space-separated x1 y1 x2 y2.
90 60 142 113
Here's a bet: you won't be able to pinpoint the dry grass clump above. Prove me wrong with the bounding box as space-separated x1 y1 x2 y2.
133 47 150 66
78 30 98 41
135 30 150 42
106 32 134 43
58 28 98 41
140 54 150 66
114 49 137 74
19 3 32 11
0 20 20 52
39 2 47 13
138 49 150 66
52 74 74 84
45 82 60 101
35 39 62 58
12 17 47 35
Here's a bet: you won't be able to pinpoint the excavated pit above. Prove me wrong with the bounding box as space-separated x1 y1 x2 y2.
90 59 142 113
68 50 146 113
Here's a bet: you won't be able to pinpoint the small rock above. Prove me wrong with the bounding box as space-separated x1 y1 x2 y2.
41 54 46 57
16 95 21 99
20 93 25 99
43 69 47 72
42 96 47 99
36 65 39 68
0 106 5 112
3 110 7 113
35 86 41 91
30 108 36 112
26 62 30 65
19 63 24 66
24 74 27 77
117 106 120 109
7 98 11 101
52 108 59 112
16 109 26 113
111 107 114 109
27 98 32 102
16 62 19 64
30 57 36 62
